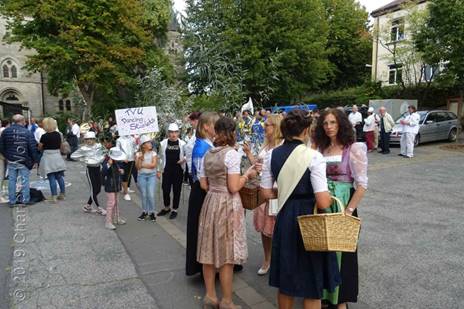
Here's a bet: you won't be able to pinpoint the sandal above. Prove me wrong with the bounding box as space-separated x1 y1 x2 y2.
219 301 241 309
203 296 219 309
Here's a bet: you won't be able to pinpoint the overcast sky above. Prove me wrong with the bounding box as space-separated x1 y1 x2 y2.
173 0 394 15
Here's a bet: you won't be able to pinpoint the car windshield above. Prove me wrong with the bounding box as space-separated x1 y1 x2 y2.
395 111 428 124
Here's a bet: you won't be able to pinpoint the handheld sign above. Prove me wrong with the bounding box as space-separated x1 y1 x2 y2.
115 106 159 136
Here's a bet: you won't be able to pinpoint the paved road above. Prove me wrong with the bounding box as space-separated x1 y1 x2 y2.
1 140 463 309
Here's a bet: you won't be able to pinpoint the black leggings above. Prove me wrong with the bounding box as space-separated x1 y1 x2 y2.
86 166 101 207
162 167 183 210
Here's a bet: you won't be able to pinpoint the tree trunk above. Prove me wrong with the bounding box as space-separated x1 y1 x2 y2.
77 82 95 121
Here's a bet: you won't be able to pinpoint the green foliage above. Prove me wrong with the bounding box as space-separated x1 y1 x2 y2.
322 0 372 89
415 0 464 88
0 0 172 119
304 82 461 110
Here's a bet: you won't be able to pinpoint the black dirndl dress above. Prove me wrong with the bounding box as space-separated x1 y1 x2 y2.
269 140 341 298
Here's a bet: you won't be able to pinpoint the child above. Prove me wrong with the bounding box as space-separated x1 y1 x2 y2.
71 131 106 215
102 147 127 230
135 135 158 222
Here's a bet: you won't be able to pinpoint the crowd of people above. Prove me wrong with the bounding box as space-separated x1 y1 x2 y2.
0 103 423 309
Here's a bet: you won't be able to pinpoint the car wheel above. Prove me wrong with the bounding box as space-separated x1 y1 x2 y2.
414 134 420 147
448 128 457 142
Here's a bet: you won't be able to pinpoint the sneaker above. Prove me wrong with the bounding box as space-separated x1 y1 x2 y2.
169 211 178 220
137 212 148 221
123 194 131 201
47 196 58 204
116 218 126 225
149 213 156 222
157 208 171 216
82 205 92 213
398 154 405 157
96 207 107 216
105 222 116 230
128 188 136 193
57 193 66 201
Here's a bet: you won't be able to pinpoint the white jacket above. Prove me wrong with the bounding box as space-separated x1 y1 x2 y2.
401 112 421 134
158 138 186 172
363 114 379 132
380 113 395 133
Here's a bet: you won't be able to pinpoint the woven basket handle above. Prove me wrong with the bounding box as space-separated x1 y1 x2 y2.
313 196 345 215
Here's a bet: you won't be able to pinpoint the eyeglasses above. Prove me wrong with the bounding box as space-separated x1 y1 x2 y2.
264 123 274 127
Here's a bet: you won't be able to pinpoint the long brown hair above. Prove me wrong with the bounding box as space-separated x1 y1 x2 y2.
214 117 236 147
313 108 355 153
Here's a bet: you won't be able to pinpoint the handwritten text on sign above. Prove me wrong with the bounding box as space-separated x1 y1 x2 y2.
115 106 159 136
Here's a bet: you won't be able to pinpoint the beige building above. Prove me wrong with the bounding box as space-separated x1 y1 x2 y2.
371 0 429 87
0 17 77 119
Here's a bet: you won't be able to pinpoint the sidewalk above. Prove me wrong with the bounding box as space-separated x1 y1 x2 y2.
8 164 158 309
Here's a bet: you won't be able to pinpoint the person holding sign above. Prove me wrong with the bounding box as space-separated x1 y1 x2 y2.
157 123 186 220
260 110 340 309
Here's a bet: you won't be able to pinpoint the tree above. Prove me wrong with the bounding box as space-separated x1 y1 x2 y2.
415 0 464 95
0 0 171 119
322 0 372 89
183 0 331 107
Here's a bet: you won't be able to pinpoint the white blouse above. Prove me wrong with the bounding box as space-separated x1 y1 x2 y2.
199 149 242 178
260 148 329 193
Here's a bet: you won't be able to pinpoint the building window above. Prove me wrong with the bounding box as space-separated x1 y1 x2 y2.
65 99 71 111
58 99 64 111
1 59 19 79
389 64 403 85
11 65 17 78
390 19 405 42
3 65 9 78
422 65 438 82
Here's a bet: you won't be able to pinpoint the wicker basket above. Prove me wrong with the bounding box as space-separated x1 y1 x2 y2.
297 196 361 253
239 186 265 210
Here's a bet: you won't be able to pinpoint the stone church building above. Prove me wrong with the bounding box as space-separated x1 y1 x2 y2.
0 17 76 119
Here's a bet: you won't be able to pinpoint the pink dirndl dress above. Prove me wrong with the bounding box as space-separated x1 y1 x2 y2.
197 146 247 268
253 147 275 237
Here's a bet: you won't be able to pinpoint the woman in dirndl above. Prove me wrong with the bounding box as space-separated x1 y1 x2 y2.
243 113 283 276
313 108 368 309
185 112 219 277
197 117 261 309
261 110 341 309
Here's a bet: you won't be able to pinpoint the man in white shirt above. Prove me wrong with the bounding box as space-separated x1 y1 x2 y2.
399 105 420 158
183 112 201 186
66 118 81 161
348 105 363 139
34 119 46 144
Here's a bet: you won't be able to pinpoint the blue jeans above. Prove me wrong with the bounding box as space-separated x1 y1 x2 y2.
7 162 31 205
137 172 156 214
48 171 65 196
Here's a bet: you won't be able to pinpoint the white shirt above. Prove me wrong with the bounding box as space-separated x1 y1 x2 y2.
34 127 46 144
184 134 196 172
117 135 137 161
401 112 420 134
348 112 362 127
136 151 157 174
199 149 241 177
71 123 80 137
363 114 379 132
260 148 328 193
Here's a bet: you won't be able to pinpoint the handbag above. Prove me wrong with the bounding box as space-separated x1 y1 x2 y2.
60 141 71 155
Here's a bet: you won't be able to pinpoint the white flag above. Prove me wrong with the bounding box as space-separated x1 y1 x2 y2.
241 97 254 115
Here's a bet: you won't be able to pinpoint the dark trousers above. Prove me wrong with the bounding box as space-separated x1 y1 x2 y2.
162 167 183 210
380 130 391 153
67 135 79 160
86 166 101 207
121 161 138 186
185 181 207 276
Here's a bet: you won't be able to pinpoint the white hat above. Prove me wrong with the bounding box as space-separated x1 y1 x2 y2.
84 131 96 139
168 123 179 132
108 147 127 161
368 107 374 113
140 135 152 145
